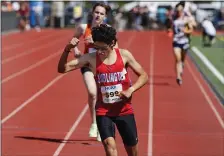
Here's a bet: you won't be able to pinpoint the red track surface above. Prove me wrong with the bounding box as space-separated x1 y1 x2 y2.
1 29 223 156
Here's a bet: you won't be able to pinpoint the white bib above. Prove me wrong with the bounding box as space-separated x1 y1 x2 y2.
101 84 123 104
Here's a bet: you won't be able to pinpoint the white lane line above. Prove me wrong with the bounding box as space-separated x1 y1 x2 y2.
53 104 89 156
191 46 224 84
1 74 65 124
2 38 66 64
2 33 57 52
2 50 62 84
186 61 224 129
148 32 154 156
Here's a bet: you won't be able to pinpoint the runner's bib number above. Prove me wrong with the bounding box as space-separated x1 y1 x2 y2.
101 84 123 104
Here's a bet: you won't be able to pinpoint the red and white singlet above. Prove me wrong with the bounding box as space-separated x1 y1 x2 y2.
95 48 134 116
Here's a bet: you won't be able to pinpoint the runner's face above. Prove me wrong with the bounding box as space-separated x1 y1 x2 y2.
177 5 184 17
94 41 111 57
92 6 106 25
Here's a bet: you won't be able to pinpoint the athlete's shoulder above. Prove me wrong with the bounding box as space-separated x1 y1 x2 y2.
119 48 130 55
118 49 138 66
119 48 133 60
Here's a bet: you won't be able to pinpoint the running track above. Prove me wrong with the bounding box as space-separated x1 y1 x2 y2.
1 29 224 156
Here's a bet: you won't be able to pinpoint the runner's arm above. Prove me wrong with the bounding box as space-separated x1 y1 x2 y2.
73 24 84 39
58 40 90 73
185 12 197 27
189 17 197 27
183 21 193 34
72 24 85 56
122 49 148 92
58 55 90 73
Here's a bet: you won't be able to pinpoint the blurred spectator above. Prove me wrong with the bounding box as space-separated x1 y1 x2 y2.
16 1 30 32
43 2 51 27
165 6 174 36
133 5 144 31
141 6 150 29
114 7 124 31
12 1 20 11
32 1 43 32
201 17 216 46
1 1 13 12
216 7 224 29
72 2 84 25
51 1 65 28
157 6 167 25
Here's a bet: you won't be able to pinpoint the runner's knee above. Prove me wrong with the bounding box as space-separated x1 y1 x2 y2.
88 91 97 100
103 138 117 154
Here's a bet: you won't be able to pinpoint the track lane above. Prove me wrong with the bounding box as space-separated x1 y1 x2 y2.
153 32 223 156
2 29 56 46
186 58 224 119
2 30 72 118
2 37 69 80
2 30 70 60
2 71 87 155
2 29 223 156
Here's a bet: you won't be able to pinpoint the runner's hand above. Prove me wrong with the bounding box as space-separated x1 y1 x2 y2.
65 38 79 52
119 87 135 99
70 37 79 47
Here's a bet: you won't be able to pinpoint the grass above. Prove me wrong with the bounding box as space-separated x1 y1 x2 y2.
190 35 224 102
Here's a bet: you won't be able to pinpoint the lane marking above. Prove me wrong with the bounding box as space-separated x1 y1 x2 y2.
53 104 89 156
1 75 65 124
191 46 224 84
148 31 154 156
186 61 224 129
2 50 62 84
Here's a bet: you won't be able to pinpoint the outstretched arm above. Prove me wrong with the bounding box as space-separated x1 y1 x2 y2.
57 38 90 73
72 24 85 57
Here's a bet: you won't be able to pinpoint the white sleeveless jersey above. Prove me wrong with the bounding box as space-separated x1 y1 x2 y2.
202 20 216 36
173 17 189 44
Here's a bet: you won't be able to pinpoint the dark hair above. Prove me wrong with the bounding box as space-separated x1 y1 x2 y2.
92 24 117 46
92 2 111 15
175 1 185 9
180 1 186 8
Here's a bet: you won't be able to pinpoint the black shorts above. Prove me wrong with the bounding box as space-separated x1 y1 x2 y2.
80 66 92 74
173 42 190 51
96 114 138 146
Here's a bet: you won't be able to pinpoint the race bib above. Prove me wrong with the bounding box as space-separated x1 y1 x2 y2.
88 48 97 53
101 84 123 104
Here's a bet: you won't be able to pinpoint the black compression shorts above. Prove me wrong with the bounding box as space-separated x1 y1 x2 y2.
96 114 138 146
80 66 92 74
